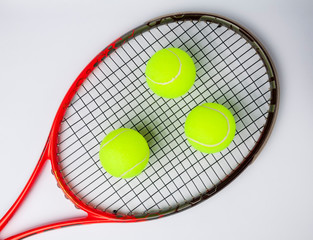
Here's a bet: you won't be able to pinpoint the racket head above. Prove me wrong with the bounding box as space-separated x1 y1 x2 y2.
47 12 279 221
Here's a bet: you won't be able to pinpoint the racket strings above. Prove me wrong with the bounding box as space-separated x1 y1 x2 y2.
57 19 271 215
58 24 259 160
58 53 264 173
59 40 266 180
64 21 262 208
59 69 260 210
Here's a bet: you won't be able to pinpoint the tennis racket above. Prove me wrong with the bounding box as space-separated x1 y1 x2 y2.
0 12 279 240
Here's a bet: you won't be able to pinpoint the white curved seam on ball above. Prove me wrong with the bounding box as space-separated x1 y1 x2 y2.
119 152 149 178
146 49 182 85
187 105 231 147
100 130 130 151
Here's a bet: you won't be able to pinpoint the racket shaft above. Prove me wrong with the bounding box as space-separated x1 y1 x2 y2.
3 217 101 240
0 141 49 235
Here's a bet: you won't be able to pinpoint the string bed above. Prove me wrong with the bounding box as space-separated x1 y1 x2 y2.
57 19 271 216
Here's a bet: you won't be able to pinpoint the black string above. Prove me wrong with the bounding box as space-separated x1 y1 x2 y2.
57 19 272 216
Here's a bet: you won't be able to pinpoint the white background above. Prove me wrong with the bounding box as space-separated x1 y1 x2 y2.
0 0 313 239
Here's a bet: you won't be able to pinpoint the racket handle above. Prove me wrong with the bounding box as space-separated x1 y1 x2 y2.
0 140 50 233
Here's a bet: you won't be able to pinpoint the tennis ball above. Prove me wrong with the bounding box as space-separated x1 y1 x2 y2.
184 103 236 154
99 128 149 179
145 48 196 98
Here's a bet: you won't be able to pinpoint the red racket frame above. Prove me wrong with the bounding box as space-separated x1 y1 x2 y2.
0 12 279 240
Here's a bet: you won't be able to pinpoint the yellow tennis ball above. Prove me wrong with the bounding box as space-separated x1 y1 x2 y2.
145 48 196 98
185 103 236 154
99 128 149 179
